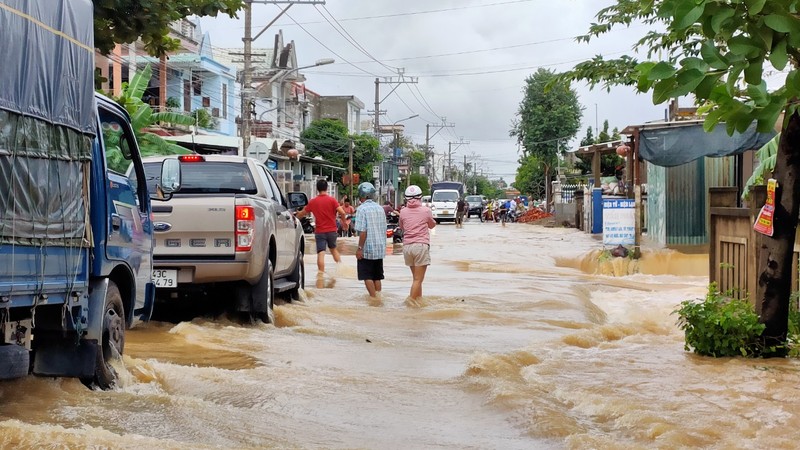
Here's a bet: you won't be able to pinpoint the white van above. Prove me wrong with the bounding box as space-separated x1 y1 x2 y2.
430 189 460 223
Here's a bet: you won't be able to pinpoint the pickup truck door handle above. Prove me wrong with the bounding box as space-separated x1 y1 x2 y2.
111 213 122 230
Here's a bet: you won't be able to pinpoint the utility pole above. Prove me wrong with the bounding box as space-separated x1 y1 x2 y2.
241 1 253 153
349 138 354 201
447 142 452 180
445 138 470 181
239 0 325 153
463 154 467 184
373 78 381 137
369 69 418 200
424 118 454 182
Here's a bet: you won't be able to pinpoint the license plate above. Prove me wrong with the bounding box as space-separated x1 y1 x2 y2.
152 269 178 288
442 210 450 215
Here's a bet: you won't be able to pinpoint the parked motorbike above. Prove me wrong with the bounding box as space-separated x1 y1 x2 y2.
300 216 315 234
387 211 403 243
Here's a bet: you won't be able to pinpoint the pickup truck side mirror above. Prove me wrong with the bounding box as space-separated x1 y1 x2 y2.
287 192 308 209
152 158 182 201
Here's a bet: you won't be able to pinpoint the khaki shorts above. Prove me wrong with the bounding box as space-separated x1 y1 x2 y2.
403 243 431 266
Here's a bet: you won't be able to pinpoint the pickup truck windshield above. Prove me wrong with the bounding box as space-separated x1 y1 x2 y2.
141 162 257 195
433 191 459 202
465 196 482 203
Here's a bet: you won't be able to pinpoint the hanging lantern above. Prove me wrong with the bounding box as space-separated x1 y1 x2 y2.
616 144 630 157
287 148 300 159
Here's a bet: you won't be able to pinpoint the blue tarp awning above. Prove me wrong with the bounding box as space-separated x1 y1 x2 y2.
639 122 775 167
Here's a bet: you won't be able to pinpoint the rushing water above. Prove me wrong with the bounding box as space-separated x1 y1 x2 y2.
2 222 800 449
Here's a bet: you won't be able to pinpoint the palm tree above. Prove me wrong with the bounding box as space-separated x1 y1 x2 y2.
105 64 195 172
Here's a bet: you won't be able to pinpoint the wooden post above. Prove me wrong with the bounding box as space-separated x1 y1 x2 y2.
592 148 601 188
633 128 642 259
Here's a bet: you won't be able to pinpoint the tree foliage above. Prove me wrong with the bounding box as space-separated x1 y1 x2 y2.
564 0 800 351
575 120 624 176
94 0 244 56
300 119 380 187
408 173 430 196
106 64 193 172
510 68 582 200
563 0 793 135
511 68 583 162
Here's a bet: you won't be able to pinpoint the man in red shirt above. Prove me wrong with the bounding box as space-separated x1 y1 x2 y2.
296 179 346 273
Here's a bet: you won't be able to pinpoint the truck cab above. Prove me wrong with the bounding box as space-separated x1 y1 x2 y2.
0 0 164 389
430 189 461 223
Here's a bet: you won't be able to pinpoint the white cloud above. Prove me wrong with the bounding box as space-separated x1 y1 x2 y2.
198 0 666 180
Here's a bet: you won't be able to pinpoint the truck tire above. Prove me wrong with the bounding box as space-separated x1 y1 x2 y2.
0 344 30 380
287 248 304 302
252 259 275 324
81 281 125 390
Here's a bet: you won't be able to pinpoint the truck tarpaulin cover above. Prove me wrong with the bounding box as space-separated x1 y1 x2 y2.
0 0 94 246
639 123 775 168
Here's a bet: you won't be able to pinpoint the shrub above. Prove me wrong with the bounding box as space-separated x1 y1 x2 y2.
675 284 765 357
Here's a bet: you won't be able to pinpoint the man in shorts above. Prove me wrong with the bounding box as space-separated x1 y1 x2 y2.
296 179 346 273
399 185 436 300
455 196 467 228
353 182 386 298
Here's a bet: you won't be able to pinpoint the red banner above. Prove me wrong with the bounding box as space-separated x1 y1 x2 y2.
754 178 777 237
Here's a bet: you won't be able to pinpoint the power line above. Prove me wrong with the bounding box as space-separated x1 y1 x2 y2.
337 36 579 65
283 9 380 77
305 51 629 78
237 0 536 27
315 5 399 73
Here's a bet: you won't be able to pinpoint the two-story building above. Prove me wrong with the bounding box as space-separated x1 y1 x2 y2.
97 19 238 136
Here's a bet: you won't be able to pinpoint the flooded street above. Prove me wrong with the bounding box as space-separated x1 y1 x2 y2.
3 222 800 449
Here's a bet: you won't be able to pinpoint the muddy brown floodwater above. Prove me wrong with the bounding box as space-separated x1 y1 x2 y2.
3 221 800 449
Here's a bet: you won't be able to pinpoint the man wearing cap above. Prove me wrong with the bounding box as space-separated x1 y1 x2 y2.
399 185 436 301
354 182 387 298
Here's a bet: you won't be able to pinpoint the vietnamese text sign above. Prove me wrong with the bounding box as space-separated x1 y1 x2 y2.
754 178 777 236
603 199 635 245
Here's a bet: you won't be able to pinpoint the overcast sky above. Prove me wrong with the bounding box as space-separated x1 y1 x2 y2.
198 0 667 181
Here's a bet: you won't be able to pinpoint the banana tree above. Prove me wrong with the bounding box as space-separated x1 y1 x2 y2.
105 64 194 173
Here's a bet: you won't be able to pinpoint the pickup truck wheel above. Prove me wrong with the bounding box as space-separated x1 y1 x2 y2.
82 281 125 390
0 344 30 380
252 259 275 324
287 249 304 301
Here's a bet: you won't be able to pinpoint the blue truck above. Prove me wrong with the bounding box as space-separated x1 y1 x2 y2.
0 0 174 389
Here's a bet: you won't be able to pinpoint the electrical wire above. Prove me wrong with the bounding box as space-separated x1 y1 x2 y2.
315 5 399 73
283 9 380 78
304 50 629 78
247 0 537 27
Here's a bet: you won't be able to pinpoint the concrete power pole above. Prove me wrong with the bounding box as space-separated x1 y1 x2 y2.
241 1 253 153
374 78 380 137
369 71 417 199
239 0 325 154
424 119 454 183
463 154 467 185
447 142 452 180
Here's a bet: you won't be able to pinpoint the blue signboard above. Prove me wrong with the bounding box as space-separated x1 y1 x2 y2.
267 160 278 170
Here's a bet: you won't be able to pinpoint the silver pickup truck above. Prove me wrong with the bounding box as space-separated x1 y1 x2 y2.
133 155 308 323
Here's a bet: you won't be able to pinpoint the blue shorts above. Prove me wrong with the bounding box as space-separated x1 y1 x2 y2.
315 232 338 253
